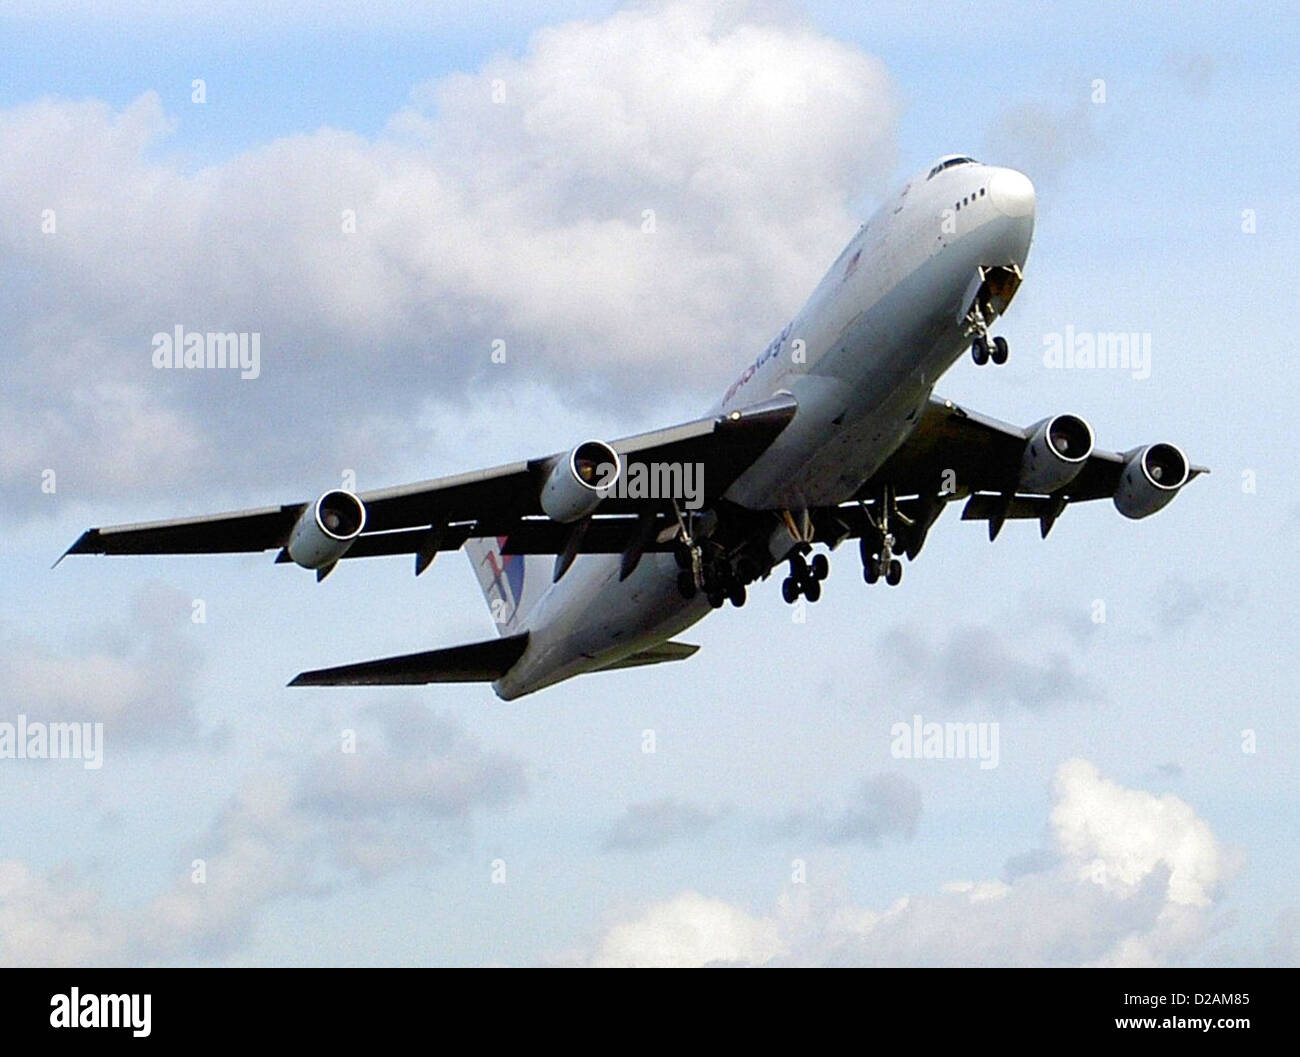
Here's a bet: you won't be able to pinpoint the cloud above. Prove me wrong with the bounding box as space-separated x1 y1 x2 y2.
0 0 898 522
0 583 210 745
600 797 720 852
577 758 1233 967
1266 907 1300 967
983 96 1104 185
777 773 921 847
878 623 1100 712
1150 575 1242 632
0 860 125 967
0 705 527 964
589 890 783 968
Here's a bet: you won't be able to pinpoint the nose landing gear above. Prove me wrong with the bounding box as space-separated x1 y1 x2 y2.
965 302 1009 365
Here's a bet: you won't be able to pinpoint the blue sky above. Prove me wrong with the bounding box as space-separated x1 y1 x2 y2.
1 0 1297 965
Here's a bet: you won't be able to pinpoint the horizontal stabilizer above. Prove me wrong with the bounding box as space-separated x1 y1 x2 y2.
290 633 528 686
593 640 700 672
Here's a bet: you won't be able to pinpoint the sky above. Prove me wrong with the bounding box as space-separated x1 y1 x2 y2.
1 0 1297 966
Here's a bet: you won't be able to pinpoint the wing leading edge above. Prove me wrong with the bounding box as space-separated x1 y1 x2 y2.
60 394 799 567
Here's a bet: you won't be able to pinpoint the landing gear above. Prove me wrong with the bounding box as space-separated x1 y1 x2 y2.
860 486 908 587
885 558 902 586
965 299 1009 366
672 523 751 610
971 332 1008 365
778 547 830 605
862 554 902 585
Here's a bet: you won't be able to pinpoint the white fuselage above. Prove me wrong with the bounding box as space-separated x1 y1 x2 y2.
495 160 1036 699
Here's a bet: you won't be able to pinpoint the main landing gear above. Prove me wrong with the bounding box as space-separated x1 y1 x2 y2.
781 549 828 605
861 486 908 587
674 539 749 610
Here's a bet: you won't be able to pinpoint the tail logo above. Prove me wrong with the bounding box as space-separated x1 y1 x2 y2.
480 537 525 620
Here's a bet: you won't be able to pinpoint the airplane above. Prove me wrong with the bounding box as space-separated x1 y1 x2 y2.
63 155 1206 700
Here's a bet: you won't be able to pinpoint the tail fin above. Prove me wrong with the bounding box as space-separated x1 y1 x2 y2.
464 537 551 635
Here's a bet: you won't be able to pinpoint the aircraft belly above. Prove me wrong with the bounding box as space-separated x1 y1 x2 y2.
729 244 973 510
494 553 707 699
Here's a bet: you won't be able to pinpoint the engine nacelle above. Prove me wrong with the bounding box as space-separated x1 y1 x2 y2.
287 489 367 569
1113 443 1190 519
1019 414 1094 494
540 440 621 523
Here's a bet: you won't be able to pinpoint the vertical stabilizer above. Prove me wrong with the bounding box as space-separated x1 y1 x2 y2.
463 537 551 635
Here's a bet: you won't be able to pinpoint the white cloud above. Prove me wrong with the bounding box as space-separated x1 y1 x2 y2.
1050 757 1225 909
575 758 1233 967
0 0 898 519
0 706 526 964
591 890 783 968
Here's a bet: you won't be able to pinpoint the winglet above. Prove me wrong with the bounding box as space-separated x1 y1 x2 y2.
53 529 100 568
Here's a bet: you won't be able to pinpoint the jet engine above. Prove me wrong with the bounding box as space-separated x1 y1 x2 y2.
1113 443 1190 519
1019 414 1094 494
287 489 367 569
540 440 622 523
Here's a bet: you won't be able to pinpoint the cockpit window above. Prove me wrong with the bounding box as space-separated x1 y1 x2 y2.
926 156 978 179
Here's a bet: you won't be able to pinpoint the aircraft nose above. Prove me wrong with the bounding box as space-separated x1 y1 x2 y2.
989 168 1035 219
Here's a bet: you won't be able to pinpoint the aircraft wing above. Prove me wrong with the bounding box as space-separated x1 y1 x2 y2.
61 394 798 571
822 396 1208 553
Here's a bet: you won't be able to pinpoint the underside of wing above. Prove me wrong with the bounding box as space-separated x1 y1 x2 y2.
820 396 1207 555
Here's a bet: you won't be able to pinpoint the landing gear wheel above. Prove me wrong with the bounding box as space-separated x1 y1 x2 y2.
674 546 691 570
803 578 822 603
810 554 829 581
789 553 809 581
971 335 990 365
676 570 697 599
707 589 725 609
781 577 800 604
864 559 880 584
728 582 747 608
886 559 902 586
991 335 1009 364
